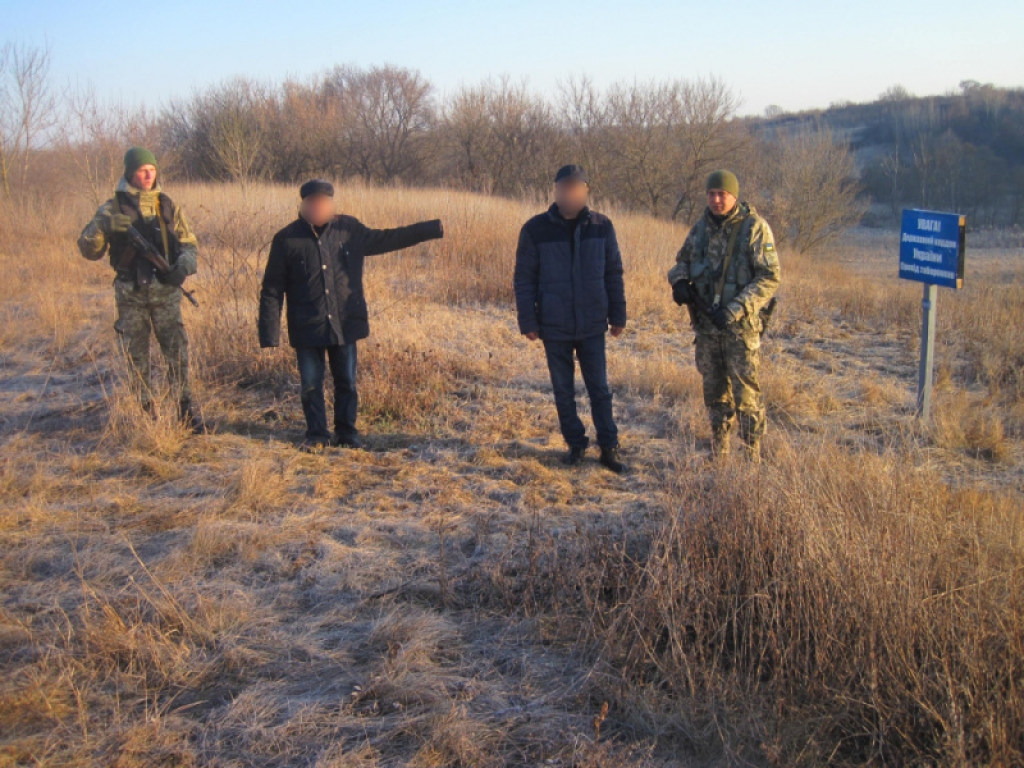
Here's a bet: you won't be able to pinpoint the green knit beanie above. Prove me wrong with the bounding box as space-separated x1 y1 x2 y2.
706 169 739 198
124 147 158 180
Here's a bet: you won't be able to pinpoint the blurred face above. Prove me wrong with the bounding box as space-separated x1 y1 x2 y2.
707 188 737 217
554 179 589 218
131 164 157 191
300 194 335 227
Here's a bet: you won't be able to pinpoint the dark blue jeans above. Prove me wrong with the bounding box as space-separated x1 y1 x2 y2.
295 343 358 440
542 334 618 450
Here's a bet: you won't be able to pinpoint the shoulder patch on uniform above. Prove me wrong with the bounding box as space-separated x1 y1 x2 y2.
764 243 776 251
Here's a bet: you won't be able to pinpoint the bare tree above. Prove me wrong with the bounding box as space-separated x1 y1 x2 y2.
761 126 865 253
164 77 272 187
264 77 338 181
439 76 559 197
556 75 607 192
331 65 434 183
671 77 744 222
0 42 58 196
600 80 685 216
58 83 156 203
556 77 742 219
206 78 271 188
438 83 491 190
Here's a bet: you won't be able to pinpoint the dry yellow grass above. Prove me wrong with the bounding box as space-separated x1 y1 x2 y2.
0 181 1021 766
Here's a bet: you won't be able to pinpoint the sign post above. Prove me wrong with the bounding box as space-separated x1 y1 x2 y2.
898 208 966 422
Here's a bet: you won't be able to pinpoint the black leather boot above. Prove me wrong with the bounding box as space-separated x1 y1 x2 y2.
599 446 628 474
562 444 586 466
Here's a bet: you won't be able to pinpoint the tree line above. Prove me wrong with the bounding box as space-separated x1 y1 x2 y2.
761 81 1024 228
39 40 1024 252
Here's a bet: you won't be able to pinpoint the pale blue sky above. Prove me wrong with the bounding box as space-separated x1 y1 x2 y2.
3 0 1021 116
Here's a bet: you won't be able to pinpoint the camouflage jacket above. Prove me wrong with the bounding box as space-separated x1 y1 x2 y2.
78 177 198 279
667 202 780 335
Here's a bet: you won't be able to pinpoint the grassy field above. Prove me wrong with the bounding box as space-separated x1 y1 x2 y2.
0 181 1021 767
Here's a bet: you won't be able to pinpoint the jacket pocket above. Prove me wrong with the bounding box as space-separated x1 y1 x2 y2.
730 322 762 351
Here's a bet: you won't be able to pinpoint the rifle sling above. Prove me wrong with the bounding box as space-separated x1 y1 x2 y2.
155 196 172 268
713 218 743 309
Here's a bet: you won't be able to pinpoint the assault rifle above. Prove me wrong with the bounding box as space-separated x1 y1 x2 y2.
124 224 199 307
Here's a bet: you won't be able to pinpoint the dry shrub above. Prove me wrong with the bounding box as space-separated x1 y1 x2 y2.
357 340 457 431
612 344 703 402
223 455 294 517
930 392 1010 462
518 440 1024 766
102 385 191 458
407 704 504 768
952 282 1024 405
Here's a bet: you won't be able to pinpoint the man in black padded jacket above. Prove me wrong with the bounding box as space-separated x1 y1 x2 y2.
259 179 444 450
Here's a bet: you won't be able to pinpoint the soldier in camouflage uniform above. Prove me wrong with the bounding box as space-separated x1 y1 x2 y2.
78 147 203 430
668 170 780 458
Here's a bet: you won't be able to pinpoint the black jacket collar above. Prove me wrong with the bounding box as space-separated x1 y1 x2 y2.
546 203 591 226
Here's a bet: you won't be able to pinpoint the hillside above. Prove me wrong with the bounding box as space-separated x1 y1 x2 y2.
1 182 1022 766
754 82 1024 227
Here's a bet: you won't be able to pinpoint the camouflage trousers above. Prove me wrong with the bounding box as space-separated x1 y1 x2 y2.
113 279 191 406
693 328 765 451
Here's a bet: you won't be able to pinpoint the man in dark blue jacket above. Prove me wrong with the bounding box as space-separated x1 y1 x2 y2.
259 179 444 450
514 165 628 473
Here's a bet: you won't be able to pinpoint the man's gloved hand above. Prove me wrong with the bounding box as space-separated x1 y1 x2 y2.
158 263 188 287
710 305 731 330
104 212 133 235
671 280 694 306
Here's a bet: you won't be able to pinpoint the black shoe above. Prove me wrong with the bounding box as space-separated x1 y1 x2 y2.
599 446 628 474
335 433 364 450
300 435 333 453
562 444 586 466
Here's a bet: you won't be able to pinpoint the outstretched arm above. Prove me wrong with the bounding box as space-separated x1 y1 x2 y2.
357 217 444 256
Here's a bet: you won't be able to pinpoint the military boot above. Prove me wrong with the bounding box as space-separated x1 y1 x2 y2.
711 423 731 458
743 436 762 463
738 414 763 463
599 446 628 474
179 399 206 434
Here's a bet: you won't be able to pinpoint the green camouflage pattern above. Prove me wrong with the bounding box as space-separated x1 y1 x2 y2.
113 280 191 405
668 202 781 453
667 201 780 332
78 178 198 406
78 178 198 272
694 330 763 453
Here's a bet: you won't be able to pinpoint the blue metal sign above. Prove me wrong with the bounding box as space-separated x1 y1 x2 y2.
898 208 965 289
